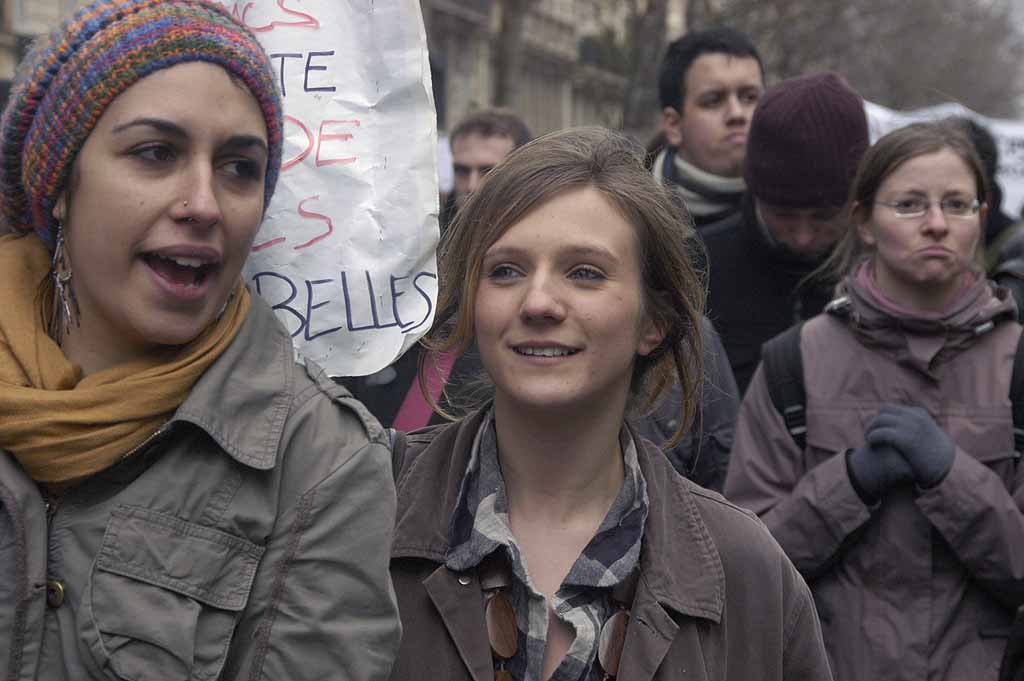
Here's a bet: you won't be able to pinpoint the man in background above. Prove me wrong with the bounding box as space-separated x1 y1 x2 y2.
654 27 764 229
439 108 532 231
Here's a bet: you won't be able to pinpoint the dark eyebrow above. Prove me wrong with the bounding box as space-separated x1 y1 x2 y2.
481 245 526 262
483 244 621 265
110 117 268 155
564 244 621 266
111 117 188 137
223 135 269 156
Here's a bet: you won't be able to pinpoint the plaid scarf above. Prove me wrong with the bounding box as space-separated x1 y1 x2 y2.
447 410 648 681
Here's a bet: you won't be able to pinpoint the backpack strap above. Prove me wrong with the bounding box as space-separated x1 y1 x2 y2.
1012 329 1024 454
1000 604 1024 681
761 320 1023 455
761 322 807 450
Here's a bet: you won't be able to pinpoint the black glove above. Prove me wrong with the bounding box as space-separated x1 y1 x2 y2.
866 404 955 488
846 443 914 503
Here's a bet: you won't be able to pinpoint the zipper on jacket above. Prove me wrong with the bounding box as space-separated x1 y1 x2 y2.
39 423 169 531
119 422 171 462
39 482 62 526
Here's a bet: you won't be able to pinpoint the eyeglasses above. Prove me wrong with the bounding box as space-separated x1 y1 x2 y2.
873 197 981 219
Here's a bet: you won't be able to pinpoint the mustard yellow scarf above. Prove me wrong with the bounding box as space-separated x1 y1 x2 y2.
0 233 251 483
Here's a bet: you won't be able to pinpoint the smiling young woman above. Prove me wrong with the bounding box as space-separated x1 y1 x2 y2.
387 127 831 681
0 1 399 678
726 120 1024 681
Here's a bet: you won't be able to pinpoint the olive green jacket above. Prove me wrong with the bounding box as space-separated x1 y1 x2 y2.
0 295 400 680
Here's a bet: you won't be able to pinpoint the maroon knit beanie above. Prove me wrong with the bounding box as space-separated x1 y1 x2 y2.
744 72 868 208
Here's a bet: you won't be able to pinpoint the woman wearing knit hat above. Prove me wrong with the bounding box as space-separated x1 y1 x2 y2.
727 120 1024 680
0 1 400 679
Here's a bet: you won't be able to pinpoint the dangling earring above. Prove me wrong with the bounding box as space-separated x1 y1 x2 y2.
50 225 80 341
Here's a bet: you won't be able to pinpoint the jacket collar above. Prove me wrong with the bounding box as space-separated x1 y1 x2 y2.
391 408 726 623
171 291 294 470
831 265 1018 377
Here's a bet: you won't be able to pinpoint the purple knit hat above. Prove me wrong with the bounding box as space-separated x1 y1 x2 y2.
0 0 284 249
744 72 868 208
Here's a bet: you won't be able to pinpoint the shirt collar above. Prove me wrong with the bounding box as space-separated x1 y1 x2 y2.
392 408 725 623
444 409 648 591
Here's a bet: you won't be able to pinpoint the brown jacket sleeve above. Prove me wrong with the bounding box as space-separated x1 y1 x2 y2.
724 364 872 579
916 446 1024 609
782 559 833 680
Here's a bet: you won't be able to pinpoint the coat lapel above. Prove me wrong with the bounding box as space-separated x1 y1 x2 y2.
394 420 728 681
618 576 679 681
615 438 725 680
422 565 495 681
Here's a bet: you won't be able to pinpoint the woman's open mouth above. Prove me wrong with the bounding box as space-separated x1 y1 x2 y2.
142 251 221 301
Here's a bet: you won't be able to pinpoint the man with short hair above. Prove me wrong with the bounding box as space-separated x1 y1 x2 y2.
702 71 869 393
655 28 765 228
439 108 532 230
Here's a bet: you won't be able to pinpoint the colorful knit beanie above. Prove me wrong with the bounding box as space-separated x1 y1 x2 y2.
0 0 284 248
744 72 869 209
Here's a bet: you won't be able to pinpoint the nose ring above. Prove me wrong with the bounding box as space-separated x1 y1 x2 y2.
183 200 189 208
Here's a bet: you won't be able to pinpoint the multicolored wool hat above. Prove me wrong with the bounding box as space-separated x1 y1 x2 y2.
0 0 284 249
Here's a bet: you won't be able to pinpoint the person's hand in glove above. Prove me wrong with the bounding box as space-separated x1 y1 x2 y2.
866 404 955 488
847 442 914 504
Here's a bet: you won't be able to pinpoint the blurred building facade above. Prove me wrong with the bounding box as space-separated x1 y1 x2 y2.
0 1 647 137
422 0 630 135
0 0 77 102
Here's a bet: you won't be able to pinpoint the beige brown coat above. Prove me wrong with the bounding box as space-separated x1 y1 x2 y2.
389 409 833 681
726 277 1023 681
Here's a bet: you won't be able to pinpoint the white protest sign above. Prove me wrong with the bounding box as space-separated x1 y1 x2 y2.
212 0 439 377
866 101 1024 219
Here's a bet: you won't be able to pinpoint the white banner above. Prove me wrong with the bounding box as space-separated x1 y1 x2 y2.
866 101 1024 219
212 0 439 377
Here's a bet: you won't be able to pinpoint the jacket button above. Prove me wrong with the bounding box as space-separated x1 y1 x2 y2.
46 579 65 608
458 575 471 586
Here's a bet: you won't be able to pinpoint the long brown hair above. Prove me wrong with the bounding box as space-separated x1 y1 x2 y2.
423 126 706 446
819 119 988 282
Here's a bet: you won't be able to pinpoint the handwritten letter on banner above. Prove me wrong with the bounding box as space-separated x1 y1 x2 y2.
212 0 439 376
867 101 1024 219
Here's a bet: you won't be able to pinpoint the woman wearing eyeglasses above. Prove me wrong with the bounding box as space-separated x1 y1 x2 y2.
726 119 1024 681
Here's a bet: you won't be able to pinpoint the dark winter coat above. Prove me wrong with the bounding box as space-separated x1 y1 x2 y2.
700 198 833 394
